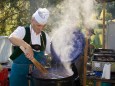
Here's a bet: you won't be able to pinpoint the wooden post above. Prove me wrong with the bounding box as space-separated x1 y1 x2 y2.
102 1 106 49
83 38 88 86
96 81 101 86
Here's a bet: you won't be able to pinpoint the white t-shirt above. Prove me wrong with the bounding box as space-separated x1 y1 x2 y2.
9 25 51 54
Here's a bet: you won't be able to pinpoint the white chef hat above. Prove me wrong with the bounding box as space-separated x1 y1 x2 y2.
32 8 50 25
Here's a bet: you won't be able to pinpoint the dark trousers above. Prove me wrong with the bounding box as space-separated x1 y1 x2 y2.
71 63 81 86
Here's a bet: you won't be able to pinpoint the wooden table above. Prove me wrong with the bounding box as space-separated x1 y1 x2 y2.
87 76 115 86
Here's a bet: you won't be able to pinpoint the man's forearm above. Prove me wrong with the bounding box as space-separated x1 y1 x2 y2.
9 36 30 49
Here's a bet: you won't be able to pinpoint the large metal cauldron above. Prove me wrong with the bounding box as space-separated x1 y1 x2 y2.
30 68 77 86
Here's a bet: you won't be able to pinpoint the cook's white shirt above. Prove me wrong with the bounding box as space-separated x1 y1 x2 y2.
9 25 51 54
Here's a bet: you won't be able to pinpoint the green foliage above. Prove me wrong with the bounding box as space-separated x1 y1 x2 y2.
0 0 115 36
48 0 63 6
106 2 115 18
95 3 103 17
90 32 102 48
0 0 63 36
99 9 112 21
0 0 30 36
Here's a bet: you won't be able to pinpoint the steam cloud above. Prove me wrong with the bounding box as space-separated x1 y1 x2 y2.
49 0 98 77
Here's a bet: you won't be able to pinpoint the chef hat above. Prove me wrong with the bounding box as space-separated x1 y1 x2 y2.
32 8 50 25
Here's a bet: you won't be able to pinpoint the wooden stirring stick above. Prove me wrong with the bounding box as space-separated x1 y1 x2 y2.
31 58 48 73
20 46 48 74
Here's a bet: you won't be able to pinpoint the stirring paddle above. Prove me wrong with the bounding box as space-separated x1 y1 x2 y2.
20 46 48 74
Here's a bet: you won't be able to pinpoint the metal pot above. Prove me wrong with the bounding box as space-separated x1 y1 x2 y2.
29 68 78 86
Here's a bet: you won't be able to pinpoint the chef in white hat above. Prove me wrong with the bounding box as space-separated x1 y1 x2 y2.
33 8 49 25
9 8 51 86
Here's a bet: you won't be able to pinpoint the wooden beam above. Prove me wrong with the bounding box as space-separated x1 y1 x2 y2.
96 81 101 86
83 38 88 86
102 1 106 49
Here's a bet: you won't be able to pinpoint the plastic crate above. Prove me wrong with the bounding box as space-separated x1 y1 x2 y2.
0 79 8 86
92 61 115 72
0 68 8 86
0 68 8 80
94 49 115 54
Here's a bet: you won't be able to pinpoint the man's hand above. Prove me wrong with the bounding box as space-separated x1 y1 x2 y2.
20 45 34 60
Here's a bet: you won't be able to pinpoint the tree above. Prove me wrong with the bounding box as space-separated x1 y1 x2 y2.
106 2 115 18
0 0 30 35
0 0 64 35
99 9 112 21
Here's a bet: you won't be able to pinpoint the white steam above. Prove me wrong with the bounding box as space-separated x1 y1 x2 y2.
50 0 98 76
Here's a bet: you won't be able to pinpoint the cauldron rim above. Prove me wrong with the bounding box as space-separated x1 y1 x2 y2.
31 74 74 81
31 67 74 81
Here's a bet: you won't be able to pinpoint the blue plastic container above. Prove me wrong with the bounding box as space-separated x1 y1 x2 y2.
101 82 111 86
94 81 112 86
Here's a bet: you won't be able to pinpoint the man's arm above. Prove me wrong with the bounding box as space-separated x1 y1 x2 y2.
9 36 34 60
9 26 34 60
9 35 30 49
